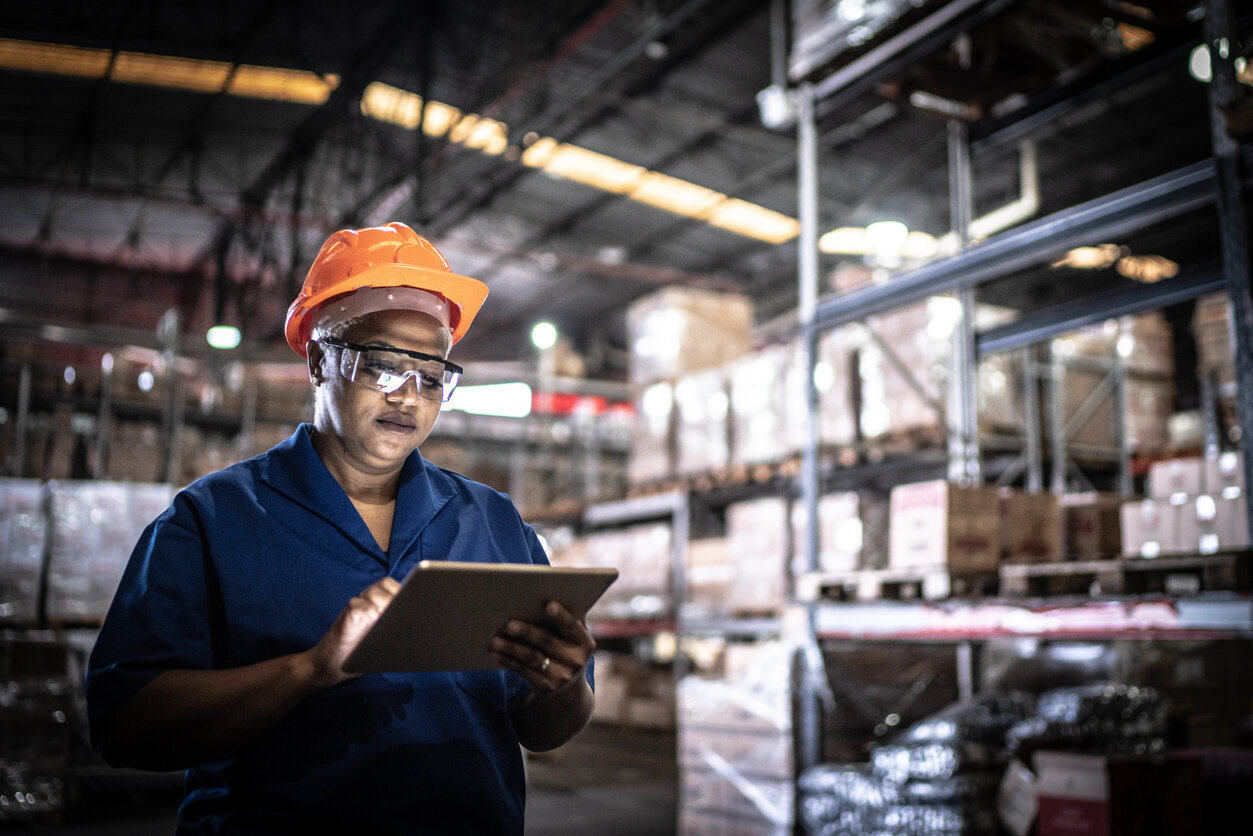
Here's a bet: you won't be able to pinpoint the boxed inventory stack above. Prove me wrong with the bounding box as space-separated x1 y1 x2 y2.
1051 312 1174 455
889 480 1001 574
626 287 753 485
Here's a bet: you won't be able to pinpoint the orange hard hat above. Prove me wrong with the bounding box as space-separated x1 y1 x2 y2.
285 222 488 356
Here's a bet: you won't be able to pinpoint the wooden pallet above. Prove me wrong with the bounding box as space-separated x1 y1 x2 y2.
999 552 1252 597
800 567 999 602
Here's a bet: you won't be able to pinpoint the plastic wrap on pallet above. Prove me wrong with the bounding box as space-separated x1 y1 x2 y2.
0 761 64 821
790 491 890 574
1006 684 1167 755
729 340 808 466
679 641 796 833
44 481 174 624
0 479 46 624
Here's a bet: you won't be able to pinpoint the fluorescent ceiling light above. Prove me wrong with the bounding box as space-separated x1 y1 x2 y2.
1 40 801 246
442 382 533 418
0 37 338 103
206 324 242 350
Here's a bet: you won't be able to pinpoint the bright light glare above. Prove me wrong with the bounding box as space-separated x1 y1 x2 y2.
137 370 155 392
442 382 532 418
206 324 242 350
531 322 558 350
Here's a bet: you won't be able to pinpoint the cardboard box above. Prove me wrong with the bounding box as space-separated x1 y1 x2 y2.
1061 492 1124 559
889 481 1001 572
685 537 732 617
1034 751 1109 836
1000 489 1063 563
1206 451 1245 499
728 341 808 466
725 497 790 613
673 367 731 475
1148 457 1205 503
627 286 753 386
1120 498 1182 558
790 491 873 574
1181 494 1251 554
627 381 674 485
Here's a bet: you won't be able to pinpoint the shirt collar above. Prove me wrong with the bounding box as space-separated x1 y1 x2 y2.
261 424 456 569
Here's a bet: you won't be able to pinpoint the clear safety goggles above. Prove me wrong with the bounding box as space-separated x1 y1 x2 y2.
320 338 463 402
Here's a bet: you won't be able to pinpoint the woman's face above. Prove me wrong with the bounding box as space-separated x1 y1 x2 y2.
309 308 452 477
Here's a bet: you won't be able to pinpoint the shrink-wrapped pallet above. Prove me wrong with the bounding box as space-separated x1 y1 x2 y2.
0 479 46 625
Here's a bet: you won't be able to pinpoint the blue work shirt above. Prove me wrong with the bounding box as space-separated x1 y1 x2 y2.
86 424 556 834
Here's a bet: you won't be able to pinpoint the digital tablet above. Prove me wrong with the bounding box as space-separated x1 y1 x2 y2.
343 560 619 673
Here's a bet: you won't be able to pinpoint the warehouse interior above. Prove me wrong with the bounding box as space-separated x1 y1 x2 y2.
2 0 1252 833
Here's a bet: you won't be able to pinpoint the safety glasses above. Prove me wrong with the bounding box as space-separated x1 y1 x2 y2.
320 338 463 402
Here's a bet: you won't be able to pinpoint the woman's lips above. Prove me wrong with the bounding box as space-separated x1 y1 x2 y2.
376 412 417 432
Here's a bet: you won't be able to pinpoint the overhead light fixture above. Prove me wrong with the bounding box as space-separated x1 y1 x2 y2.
1052 244 1124 270
0 37 338 103
531 321 558 350
442 382 533 418
206 324 242 350
1 40 802 246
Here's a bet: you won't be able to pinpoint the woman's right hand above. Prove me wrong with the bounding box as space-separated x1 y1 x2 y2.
305 575 401 688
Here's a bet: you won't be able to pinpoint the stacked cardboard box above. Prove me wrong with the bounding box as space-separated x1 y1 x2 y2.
44 481 174 624
678 641 795 835
1060 492 1125 559
725 497 790 614
684 537 732 619
790 491 889 574
569 522 673 621
1121 454 1249 557
626 381 675 485
0 480 47 626
626 287 754 387
589 650 675 730
728 340 807 466
999 489 1062 563
888 480 1001 573
1052 313 1175 454
673 367 731 476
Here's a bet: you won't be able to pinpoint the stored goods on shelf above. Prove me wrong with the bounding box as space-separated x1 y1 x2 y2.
789 490 889 574
1059 492 1124 560
627 380 674 485
684 537 732 619
554 522 672 621
999 489 1063 563
588 651 675 731
725 497 790 614
1051 313 1175 455
626 286 754 387
888 481 1001 573
0 480 46 625
673 368 730 476
44 481 174 624
729 341 808 466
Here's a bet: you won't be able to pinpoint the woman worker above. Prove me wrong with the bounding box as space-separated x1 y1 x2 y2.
85 222 597 834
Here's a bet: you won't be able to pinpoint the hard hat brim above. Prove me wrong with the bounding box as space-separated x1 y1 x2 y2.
286 262 488 356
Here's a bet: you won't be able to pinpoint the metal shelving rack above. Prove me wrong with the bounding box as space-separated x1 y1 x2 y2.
783 0 1253 793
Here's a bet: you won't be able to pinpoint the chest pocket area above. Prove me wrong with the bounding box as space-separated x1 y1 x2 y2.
454 668 512 712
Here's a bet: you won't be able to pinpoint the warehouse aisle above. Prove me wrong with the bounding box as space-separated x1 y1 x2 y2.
18 724 677 835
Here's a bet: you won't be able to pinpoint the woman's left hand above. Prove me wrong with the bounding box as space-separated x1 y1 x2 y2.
489 601 596 694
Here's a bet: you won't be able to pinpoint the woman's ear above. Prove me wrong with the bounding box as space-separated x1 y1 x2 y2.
306 341 325 386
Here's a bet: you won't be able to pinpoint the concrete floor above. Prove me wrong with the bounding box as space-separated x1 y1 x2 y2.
16 723 678 835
